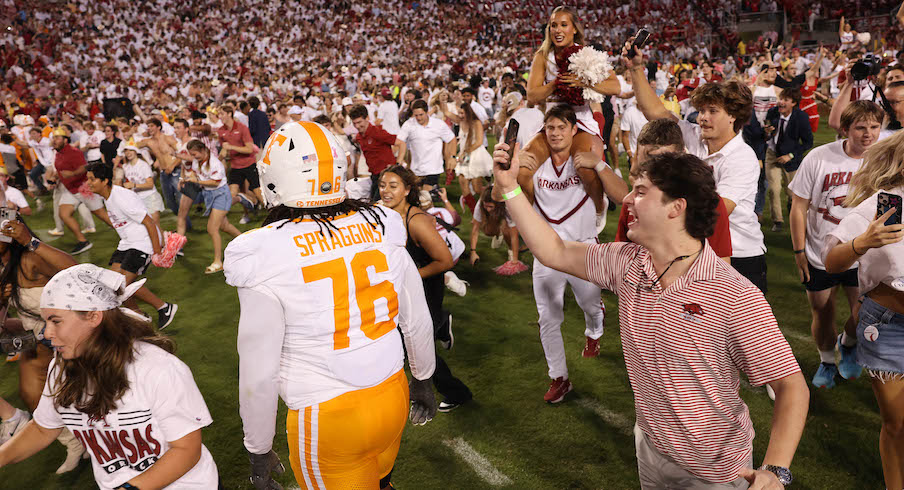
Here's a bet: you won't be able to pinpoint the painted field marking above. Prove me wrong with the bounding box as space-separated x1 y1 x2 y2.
443 437 513 486
575 398 633 436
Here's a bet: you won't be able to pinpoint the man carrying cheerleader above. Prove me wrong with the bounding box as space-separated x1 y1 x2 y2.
84 163 178 330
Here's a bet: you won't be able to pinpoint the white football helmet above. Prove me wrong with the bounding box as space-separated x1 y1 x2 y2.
257 121 348 208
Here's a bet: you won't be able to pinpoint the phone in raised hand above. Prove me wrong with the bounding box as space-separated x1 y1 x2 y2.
501 119 519 170
877 192 903 226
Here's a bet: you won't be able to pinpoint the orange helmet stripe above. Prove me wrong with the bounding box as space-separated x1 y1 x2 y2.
299 122 334 196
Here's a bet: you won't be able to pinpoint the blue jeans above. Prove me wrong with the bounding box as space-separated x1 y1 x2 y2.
161 169 190 230
30 164 46 194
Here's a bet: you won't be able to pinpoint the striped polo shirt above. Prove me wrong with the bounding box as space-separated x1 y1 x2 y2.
585 241 800 483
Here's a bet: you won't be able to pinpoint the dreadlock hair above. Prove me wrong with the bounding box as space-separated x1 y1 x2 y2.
263 199 387 239
0 216 45 326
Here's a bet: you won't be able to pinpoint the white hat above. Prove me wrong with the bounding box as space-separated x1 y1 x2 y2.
307 96 321 110
341 97 353 106
288 105 303 115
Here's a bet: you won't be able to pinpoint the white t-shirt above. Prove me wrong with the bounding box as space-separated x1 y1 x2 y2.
33 343 219 490
680 121 766 258
788 140 862 270
397 116 456 177
477 86 495 110
752 84 779 125
82 130 105 162
829 187 904 293
619 105 649 154
376 100 400 135
2 185 28 210
191 155 228 190
122 158 157 199
104 185 156 253
473 198 515 228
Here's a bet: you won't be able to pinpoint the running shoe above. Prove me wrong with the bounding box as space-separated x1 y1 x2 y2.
582 336 600 358
837 334 862 380
0 409 30 445
157 303 178 330
445 271 468 297
811 362 838 389
237 192 255 211
70 241 92 255
544 377 572 403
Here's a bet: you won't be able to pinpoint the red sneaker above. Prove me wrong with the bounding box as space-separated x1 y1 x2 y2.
543 377 572 403
582 336 600 358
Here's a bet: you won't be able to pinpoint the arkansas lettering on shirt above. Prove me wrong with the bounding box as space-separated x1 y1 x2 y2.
33 343 219 489
583 240 800 483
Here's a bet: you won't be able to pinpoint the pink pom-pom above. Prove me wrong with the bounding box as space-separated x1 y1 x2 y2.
152 232 187 268
493 260 529 276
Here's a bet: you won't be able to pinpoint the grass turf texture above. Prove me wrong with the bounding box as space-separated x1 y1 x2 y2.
0 124 883 489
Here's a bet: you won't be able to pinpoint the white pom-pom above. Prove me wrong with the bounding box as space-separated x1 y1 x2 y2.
568 46 613 103
856 32 871 44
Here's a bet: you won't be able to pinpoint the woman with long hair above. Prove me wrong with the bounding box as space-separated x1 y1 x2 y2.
469 186 525 272
825 130 904 490
182 139 241 274
0 216 86 473
522 6 622 217
453 103 493 213
379 165 473 411
0 264 220 488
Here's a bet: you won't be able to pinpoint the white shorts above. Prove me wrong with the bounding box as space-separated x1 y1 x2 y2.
59 185 104 211
139 190 165 214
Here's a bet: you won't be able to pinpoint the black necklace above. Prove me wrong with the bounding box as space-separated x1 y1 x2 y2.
649 246 704 290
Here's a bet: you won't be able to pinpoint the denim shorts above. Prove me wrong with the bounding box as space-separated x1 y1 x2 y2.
202 185 232 212
857 296 904 377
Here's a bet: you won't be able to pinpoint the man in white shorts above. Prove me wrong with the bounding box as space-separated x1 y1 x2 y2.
51 128 111 255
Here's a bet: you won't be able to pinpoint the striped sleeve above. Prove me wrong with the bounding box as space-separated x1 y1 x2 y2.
585 242 639 292
727 286 801 386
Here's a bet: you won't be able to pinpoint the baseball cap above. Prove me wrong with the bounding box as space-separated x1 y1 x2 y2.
288 105 303 115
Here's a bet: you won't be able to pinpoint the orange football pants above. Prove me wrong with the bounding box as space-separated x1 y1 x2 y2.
287 369 409 489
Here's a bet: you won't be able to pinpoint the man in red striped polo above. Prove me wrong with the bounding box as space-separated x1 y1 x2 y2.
493 145 810 489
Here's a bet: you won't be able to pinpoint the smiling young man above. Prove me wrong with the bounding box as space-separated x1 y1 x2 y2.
628 51 767 291
493 143 809 489
788 100 884 389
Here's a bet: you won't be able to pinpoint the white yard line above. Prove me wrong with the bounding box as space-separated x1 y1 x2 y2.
780 328 812 343
575 398 633 436
443 437 513 486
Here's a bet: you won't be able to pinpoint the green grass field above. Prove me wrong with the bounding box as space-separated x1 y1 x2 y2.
0 124 887 489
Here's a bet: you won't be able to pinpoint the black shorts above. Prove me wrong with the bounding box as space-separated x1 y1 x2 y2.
731 254 767 293
110 249 152 276
227 165 260 190
420 174 440 187
805 262 858 292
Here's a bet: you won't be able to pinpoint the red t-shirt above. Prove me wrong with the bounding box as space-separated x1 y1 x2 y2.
355 124 397 175
216 121 256 169
54 144 87 193
615 197 732 258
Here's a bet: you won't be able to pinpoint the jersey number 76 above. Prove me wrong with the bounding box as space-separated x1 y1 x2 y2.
302 250 399 350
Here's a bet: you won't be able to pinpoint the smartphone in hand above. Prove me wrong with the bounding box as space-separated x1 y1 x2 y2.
878 192 903 226
501 119 519 170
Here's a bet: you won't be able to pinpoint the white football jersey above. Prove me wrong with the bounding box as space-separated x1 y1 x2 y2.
225 206 435 409
532 157 598 242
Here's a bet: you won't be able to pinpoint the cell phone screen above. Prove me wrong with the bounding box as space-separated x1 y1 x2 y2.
877 192 903 226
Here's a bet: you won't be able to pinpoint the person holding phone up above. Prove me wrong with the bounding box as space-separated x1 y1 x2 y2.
825 130 904 490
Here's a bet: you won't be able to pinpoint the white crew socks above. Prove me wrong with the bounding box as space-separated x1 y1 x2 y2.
819 350 836 364
841 332 856 347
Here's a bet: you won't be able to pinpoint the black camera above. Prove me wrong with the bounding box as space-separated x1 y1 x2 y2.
852 54 882 81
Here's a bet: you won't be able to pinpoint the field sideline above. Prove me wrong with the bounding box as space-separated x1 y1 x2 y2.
0 124 885 489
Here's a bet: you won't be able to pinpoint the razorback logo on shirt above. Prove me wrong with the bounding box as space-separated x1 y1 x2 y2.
682 303 704 322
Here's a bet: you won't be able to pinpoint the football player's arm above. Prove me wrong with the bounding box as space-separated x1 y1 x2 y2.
395 251 436 381
492 143 590 280
236 287 286 454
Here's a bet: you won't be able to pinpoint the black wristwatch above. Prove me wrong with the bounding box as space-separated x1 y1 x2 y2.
118 483 140 490
760 464 792 485
27 236 41 252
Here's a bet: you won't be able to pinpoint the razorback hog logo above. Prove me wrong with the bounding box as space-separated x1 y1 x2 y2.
682 303 704 322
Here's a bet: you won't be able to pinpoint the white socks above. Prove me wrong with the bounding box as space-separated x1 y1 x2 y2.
819 350 835 364
841 332 856 347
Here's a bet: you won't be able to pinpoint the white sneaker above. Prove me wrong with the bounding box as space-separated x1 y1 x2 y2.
491 234 504 249
81 227 96 234
35 199 45 212
47 228 64 236
507 249 514 262
765 384 776 401
56 435 86 474
445 271 468 297
239 215 250 224
0 409 30 445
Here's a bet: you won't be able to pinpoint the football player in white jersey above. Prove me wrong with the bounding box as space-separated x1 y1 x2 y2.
520 105 626 403
224 121 437 490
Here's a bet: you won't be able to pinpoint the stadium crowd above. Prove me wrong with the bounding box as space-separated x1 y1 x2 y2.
0 0 902 488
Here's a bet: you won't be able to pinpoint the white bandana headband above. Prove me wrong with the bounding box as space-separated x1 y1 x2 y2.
40 264 146 312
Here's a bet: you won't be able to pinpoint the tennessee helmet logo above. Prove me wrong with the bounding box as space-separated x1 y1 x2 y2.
681 303 704 322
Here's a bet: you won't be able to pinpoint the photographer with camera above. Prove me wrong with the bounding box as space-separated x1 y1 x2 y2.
829 58 904 138
0 215 87 473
